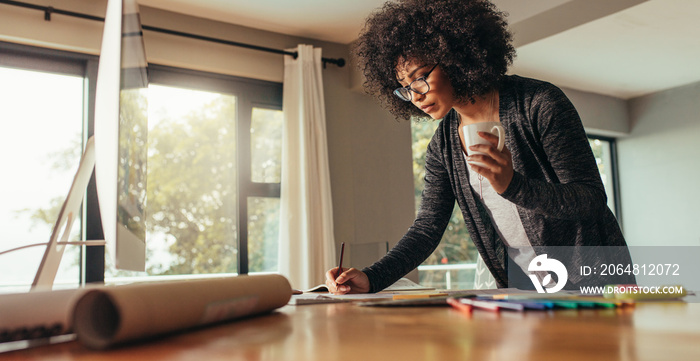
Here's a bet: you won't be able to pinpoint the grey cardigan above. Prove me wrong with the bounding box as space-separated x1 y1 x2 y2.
363 75 631 292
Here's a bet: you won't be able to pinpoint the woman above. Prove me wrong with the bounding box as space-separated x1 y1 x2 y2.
326 0 632 294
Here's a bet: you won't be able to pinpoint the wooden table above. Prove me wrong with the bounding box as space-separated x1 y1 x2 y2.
3 301 700 360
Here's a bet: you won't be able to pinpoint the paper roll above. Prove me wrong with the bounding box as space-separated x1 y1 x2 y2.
72 274 291 349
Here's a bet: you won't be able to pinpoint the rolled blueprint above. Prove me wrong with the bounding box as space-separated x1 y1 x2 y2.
72 274 291 349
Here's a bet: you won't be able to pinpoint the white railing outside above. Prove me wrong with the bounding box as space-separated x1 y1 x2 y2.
417 263 477 290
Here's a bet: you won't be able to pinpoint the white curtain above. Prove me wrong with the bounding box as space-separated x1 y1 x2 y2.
278 44 336 290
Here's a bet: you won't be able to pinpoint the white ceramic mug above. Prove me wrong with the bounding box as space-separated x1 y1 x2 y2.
462 121 505 167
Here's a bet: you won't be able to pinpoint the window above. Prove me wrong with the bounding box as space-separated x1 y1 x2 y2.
0 43 283 290
587 136 619 217
105 65 283 281
0 43 90 292
248 108 283 273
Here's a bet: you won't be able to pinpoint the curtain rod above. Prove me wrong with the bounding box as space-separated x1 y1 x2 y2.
0 0 346 68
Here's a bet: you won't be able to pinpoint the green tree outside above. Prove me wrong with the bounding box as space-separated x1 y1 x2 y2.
145 94 239 275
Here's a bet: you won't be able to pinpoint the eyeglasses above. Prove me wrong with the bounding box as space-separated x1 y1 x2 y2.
393 63 439 102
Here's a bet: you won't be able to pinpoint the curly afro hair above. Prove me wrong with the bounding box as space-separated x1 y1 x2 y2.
354 0 515 120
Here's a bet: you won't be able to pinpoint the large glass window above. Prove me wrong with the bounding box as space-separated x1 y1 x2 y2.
0 50 86 292
0 44 283 289
106 66 283 281
106 85 240 278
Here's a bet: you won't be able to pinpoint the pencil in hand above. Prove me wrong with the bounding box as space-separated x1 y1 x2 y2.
334 242 345 282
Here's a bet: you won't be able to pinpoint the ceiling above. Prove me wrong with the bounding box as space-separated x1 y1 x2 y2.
137 0 700 100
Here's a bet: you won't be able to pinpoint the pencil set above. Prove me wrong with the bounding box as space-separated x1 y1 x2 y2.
446 295 632 314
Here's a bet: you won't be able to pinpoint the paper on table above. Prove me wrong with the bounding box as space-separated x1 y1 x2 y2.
291 278 436 303
72 274 291 349
303 284 330 292
288 293 349 305
302 277 431 294
325 293 397 300
325 285 441 301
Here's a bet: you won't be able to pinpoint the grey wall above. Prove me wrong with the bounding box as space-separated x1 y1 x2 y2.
562 80 700 247
561 87 629 137
618 81 700 246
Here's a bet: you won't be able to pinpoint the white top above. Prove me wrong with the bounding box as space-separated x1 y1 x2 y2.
464 154 543 280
